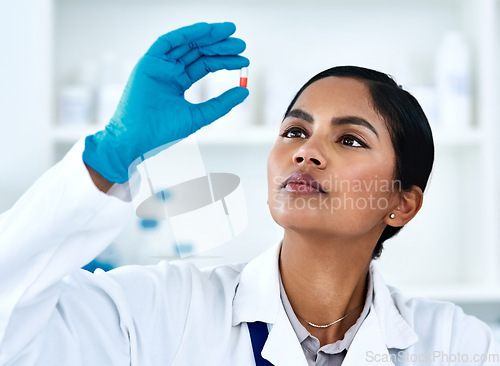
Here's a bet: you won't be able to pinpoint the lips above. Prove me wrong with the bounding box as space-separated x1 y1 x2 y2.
282 172 327 194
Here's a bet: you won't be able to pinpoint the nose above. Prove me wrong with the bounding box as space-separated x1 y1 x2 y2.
292 140 327 169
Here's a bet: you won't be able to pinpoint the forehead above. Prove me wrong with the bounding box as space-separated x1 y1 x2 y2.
292 77 382 126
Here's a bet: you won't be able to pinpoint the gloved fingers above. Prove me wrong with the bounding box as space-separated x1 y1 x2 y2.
147 22 236 57
191 22 238 48
166 37 245 65
165 44 193 60
193 87 249 128
180 38 246 66
186 55 250 84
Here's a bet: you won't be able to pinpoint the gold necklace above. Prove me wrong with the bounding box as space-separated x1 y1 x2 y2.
296 304 363 329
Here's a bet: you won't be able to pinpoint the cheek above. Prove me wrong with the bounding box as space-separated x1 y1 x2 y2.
267 146 281 201
335 158 396 197
267 144 289 187
266 147 277 188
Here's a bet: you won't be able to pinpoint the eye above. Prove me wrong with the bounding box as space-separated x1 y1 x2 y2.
281 127 308 139
338 135 367 148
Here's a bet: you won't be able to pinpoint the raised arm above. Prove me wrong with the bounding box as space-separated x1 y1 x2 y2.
0 22 249 365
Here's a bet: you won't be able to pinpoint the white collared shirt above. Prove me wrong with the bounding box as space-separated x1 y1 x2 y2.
279 268 374 365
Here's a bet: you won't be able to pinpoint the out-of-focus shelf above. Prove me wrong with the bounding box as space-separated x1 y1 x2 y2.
432 127 483 148
194 125 277 146
50 124 103 143
403 284 500 303
51 124 482 148
50 124 278 145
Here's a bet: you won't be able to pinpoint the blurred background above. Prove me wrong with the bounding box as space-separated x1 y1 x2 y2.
1 0 499 337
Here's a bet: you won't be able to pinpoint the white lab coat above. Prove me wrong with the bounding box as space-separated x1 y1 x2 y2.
0 140 498 366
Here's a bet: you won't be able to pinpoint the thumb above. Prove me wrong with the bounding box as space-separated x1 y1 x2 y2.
194 87 249 128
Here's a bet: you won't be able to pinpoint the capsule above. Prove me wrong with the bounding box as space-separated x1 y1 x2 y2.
239 67 248 88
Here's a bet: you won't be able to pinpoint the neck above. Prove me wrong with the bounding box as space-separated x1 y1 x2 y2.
279 230 373 346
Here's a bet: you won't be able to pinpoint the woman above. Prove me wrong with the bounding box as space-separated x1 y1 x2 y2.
0 22 497 365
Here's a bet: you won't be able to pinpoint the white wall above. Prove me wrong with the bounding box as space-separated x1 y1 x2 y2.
0 0 52 211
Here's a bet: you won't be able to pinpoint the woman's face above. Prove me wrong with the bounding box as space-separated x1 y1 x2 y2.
267 76 399 240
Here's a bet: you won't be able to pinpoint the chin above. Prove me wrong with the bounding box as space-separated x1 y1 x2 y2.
268 195 329 231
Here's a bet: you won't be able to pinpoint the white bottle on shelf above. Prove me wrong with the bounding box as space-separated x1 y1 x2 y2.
58 86 92 125
58 60 97 126
435 30 472 131
96 52 127 127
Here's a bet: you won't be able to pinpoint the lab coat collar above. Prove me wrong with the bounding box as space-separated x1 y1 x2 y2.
232 243 282 326
342 267 420 366
342 306 396 366
232 243 310 364
232 243 419 365
370 265 419 350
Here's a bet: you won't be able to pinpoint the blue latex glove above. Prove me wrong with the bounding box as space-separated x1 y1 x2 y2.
83 22 249 183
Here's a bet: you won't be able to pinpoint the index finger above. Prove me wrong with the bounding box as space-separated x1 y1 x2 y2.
146 22 237 57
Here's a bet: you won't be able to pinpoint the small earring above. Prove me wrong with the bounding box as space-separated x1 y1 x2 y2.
389 213 395 219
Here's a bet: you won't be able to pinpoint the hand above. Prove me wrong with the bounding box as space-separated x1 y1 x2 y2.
83 22 249 184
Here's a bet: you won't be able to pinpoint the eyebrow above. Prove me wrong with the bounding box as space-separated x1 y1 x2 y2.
284 108 379 138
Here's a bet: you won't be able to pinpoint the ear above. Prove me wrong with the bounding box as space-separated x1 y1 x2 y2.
384 185 423 227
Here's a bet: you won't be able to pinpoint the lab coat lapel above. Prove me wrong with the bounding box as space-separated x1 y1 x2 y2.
261 305 308 366
342 307 396 366
340 264 419 366
232 243 308 365
370 265 419 350
232 244 282 326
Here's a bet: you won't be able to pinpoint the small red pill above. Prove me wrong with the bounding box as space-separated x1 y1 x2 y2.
239 67 248 88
